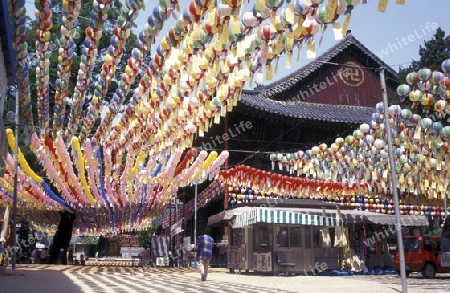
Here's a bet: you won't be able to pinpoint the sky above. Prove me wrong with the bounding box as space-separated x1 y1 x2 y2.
24 0 449 83
133 0 450 83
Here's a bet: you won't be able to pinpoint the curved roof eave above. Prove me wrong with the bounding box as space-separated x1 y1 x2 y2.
238 94 375 125
244 34 398 98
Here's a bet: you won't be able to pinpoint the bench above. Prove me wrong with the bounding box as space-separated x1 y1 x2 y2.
131 255 142 267
275 251 296 276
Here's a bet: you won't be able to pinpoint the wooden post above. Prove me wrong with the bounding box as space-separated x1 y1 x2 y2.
223 117 229 240
380 68 408 293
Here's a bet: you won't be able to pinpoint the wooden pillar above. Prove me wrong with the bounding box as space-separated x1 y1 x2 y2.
223 116 229 240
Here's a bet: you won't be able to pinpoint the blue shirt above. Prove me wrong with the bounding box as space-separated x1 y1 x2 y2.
197 234 214 259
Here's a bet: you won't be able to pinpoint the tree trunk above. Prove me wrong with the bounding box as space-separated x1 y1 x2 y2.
49 211 76 264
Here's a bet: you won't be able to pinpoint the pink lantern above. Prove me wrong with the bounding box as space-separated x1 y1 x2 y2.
411 114 421 124
373 139 385 149
360 123 370 134
217 4 232 18
242 11 259 28
419 81 431 92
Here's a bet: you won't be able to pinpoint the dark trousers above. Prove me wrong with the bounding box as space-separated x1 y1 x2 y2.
199 256 210 280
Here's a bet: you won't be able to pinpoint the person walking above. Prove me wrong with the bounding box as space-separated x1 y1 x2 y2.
18 249 24 264
68 248 73 265
196 227 214 281
59 248 65 265
30 248 37 264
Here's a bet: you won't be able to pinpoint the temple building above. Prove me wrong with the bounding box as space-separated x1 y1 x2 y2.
165 33 429 272
193 31 398 171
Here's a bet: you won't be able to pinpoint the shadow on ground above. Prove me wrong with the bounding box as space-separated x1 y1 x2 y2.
1 266 83 293
373 273 450 292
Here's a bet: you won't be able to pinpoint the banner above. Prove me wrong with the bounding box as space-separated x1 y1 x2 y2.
170 219 183 237
0 204 9 242
0 115 8 177
150 235 170 257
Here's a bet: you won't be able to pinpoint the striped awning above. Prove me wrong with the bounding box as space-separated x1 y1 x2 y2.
231 207 343 229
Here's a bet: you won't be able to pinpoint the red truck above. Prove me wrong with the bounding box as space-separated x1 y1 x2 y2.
393 235 450 278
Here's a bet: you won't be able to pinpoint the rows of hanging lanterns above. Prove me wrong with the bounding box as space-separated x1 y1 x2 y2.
266 112 449 211
396 59 450 113
222 175 447 217
264 58 450 215
3 0 406 232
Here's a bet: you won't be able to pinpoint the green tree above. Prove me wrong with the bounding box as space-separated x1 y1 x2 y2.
137 224 159 249
397 28 450 124
398 28 450 82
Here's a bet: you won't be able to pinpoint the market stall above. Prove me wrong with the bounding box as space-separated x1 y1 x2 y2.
213 205 343 275
209 197 430 274
299 207 429 271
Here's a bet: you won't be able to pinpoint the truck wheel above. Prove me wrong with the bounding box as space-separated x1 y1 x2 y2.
421 263 436 278
397 270 410 277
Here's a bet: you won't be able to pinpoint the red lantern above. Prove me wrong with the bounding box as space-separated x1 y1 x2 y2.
189 1 201 22
443 142 449 153
168 27 178 42
203 22 214 35
260 24 276 42
153 53 163 67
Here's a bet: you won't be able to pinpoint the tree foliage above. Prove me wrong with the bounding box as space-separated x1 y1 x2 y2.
137 224 159 249
398 28 450 82
397 28 450 125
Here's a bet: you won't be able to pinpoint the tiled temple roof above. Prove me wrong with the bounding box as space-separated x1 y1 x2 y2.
249 34 398 98
239 94 375 124
239 34 398 124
